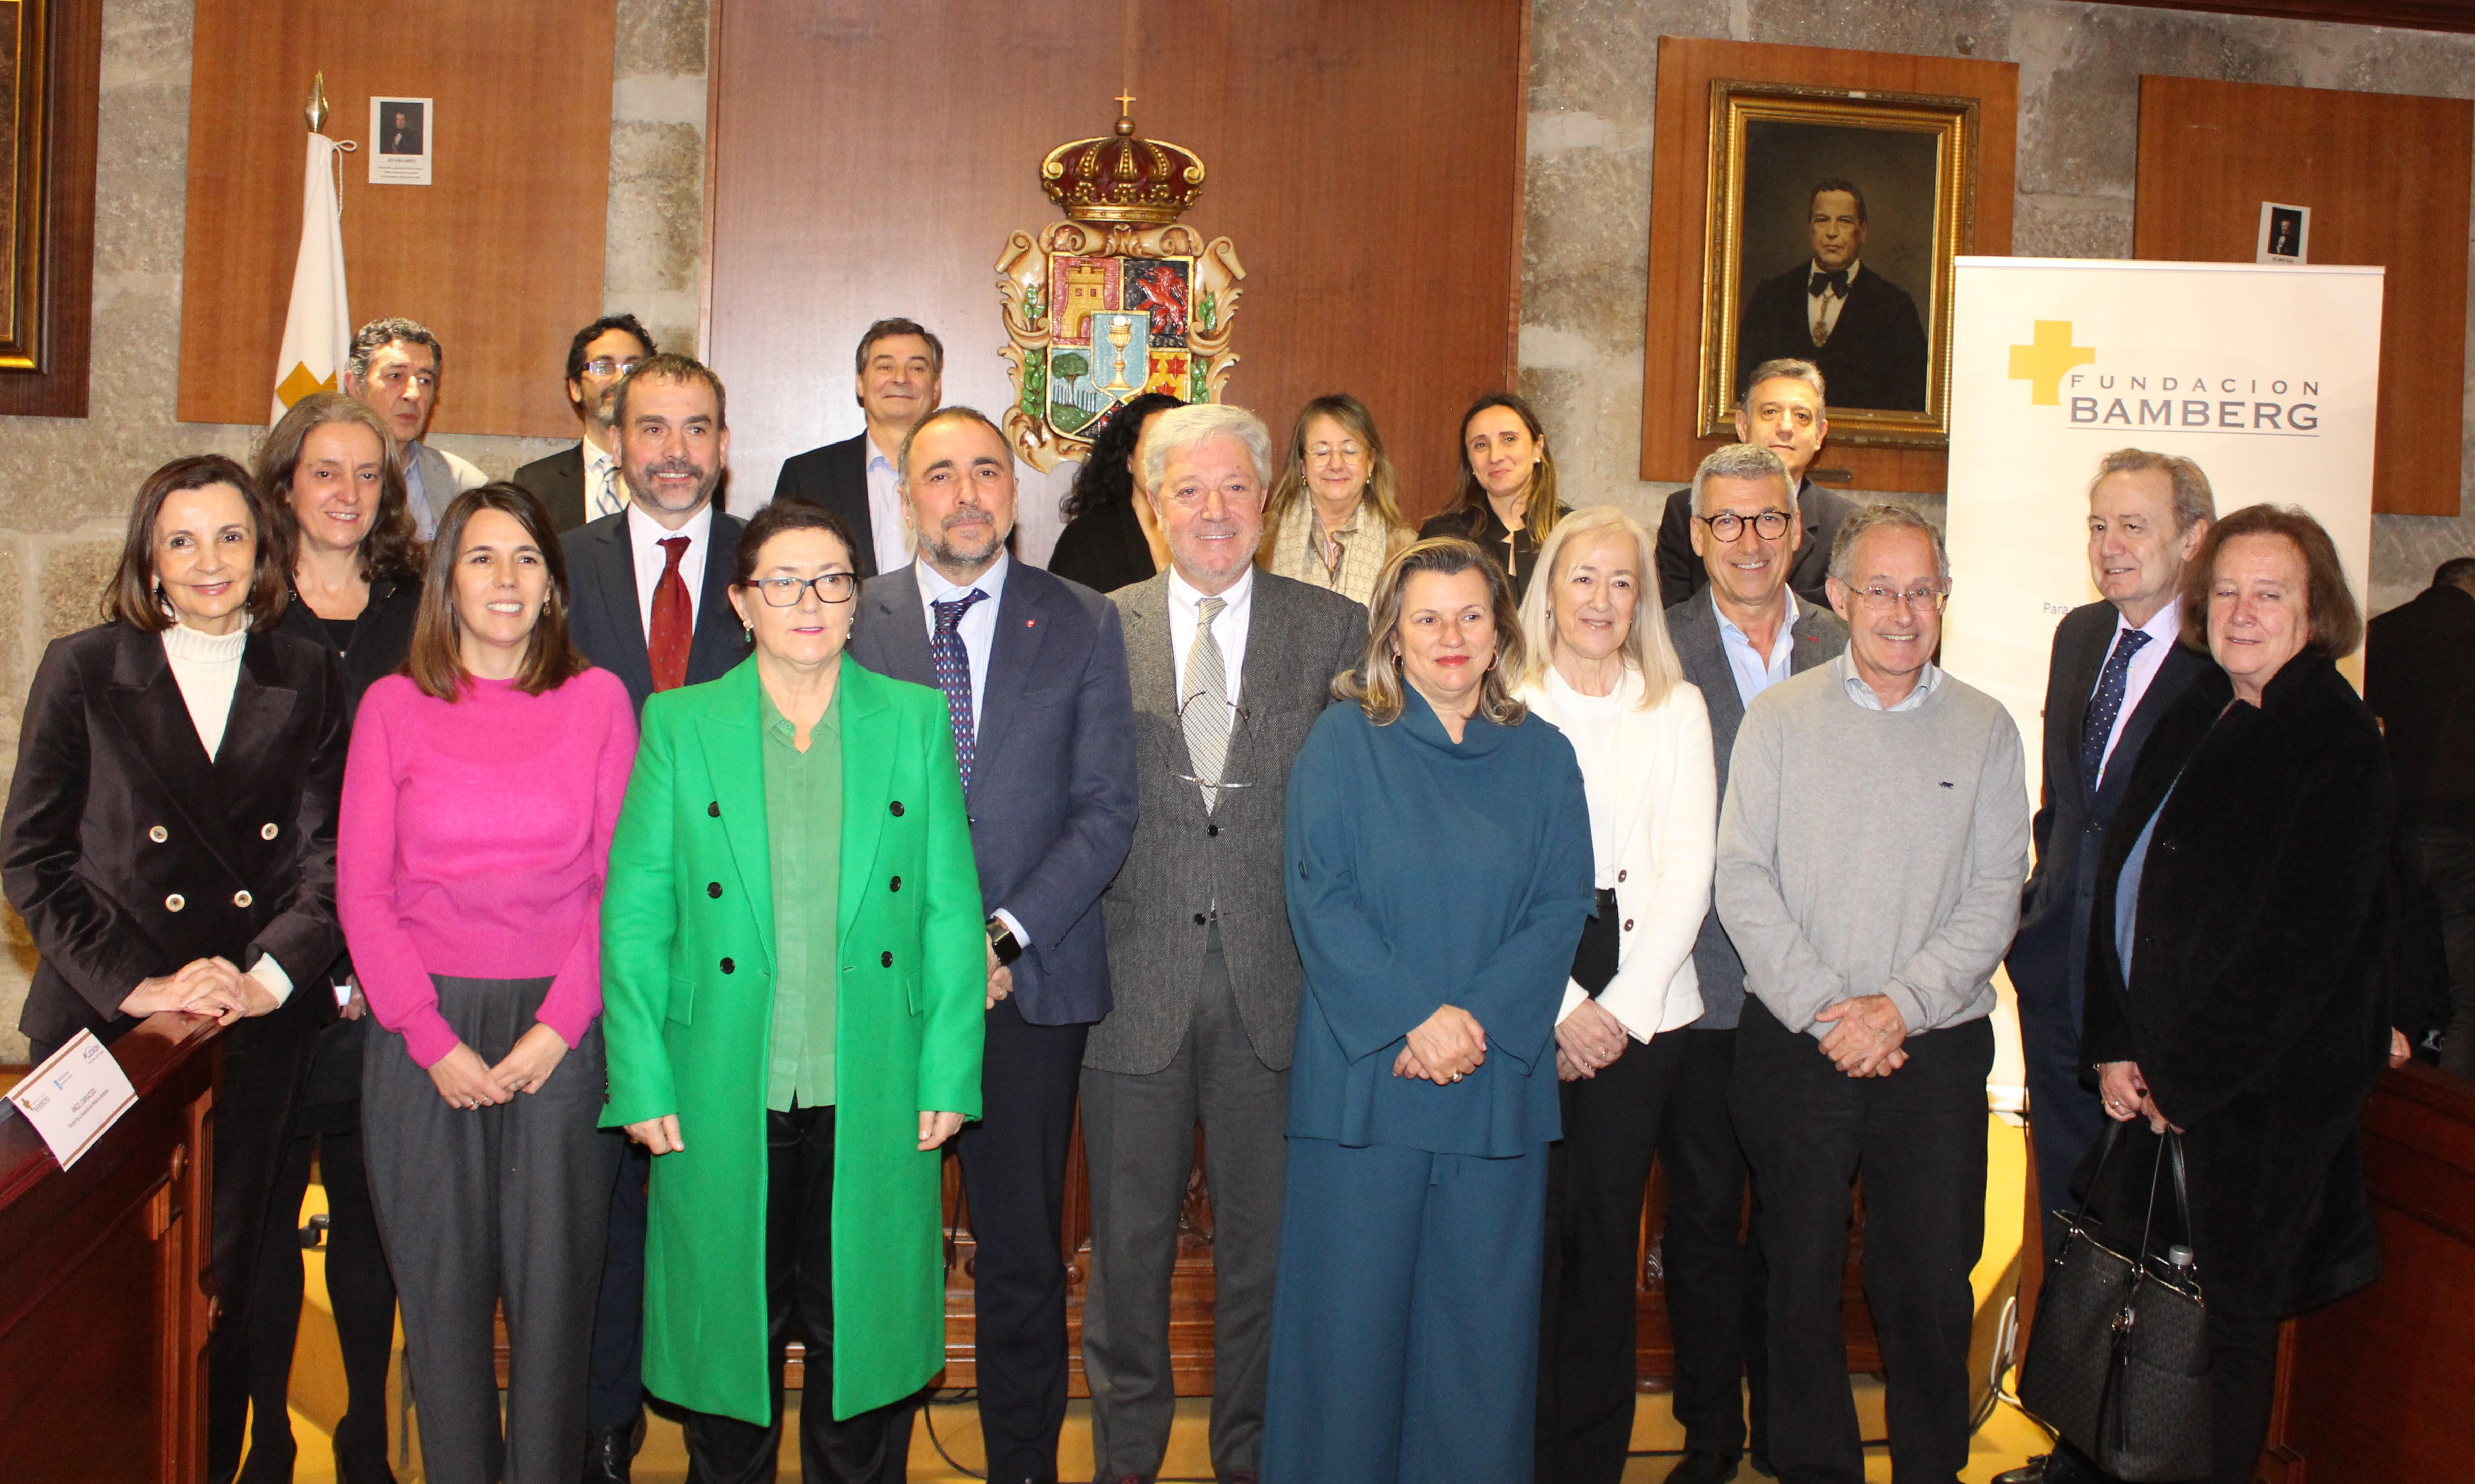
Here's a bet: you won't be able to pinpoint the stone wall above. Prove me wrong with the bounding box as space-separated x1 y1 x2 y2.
0 0 708 1059
1521 0 2475 613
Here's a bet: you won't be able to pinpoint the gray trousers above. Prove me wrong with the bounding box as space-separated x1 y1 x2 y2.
362 975 623 1484
1079 935 1288 1480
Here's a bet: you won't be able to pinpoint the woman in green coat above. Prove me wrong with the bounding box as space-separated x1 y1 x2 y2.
600 499 985 1481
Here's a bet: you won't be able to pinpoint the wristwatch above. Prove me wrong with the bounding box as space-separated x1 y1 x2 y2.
985 917 1023 967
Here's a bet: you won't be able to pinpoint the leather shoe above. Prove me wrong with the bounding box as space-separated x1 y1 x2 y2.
1995 1453 2098 1484
581 1425 634 1484
1666 1450 1741 1484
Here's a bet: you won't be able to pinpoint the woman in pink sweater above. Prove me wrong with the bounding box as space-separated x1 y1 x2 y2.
339 485 637 1484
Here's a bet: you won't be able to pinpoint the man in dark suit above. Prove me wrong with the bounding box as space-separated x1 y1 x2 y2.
849 406 1138 1484
513 314 657 532
558 353 750 1482
772 317 945 578
2368 556 2475 1078
1656 358 1857 609
1659 441 1847 1484
1734 179 1927 413
1080 405 1364 1484
1994 449 2216 1484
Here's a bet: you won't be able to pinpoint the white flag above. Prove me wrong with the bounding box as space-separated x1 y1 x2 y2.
270 133 350 420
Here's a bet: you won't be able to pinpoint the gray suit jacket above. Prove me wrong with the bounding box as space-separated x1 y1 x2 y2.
1664 590 1847 1026
1086 570 1368 1075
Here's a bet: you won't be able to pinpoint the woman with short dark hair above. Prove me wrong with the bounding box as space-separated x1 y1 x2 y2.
2084 503 2395 1484
340 484 637 1484
3 454 348 1484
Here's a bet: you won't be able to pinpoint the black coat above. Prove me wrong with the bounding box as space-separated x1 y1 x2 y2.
1418 502 1569 605
1734 261 1928 412
2084 650 2394 1317
2365 580 2475 819
771 433 883 577
5 622 349 1050
1652 478 1857 610
1047 497 1157 594
512 441 590 533
275 572 421 719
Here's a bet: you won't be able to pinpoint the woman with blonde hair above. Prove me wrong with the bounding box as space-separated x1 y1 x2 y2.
1258 393 1417 605
1418 392 1569 602
1514 506 1719 1483
1261 537 1594 1482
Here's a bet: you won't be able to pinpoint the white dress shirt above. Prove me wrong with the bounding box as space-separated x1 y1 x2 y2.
1715 590 1800 710
583 438 624 519
1835 649 1941 713
864 434 915 575
912 550 1012 734
1165 563 1254 710
626 501 715 641
2092 600 2185 784
1807 259 1860 344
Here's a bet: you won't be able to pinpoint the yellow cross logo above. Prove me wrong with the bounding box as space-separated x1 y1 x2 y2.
2007 321 2095 406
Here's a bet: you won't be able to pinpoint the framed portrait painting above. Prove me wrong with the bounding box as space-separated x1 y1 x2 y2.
1698 80 1977 449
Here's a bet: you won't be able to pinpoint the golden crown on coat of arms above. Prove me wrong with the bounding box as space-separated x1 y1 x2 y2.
1040 103 1207 225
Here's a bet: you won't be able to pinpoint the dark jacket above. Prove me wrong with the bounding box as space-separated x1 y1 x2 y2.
771 434 883 577
1047 497 1157 595
1417 501 1570 605
512 441 590 533
1653 478 1858 610
847 560 1139 1026
559 508 753 714
275 572 422 719
5 622 349 1049
2085 650 2393 1317
1734 261 1928 412
2009 601 2214 1035
2365 580 2475 825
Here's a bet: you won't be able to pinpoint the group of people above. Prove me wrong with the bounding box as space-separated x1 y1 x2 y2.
0 306 2417 1484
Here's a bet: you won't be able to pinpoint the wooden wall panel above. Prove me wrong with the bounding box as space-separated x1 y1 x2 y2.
2134 74 2472 518
0 0 99 419
704 0 1527 520
1641 38 2019 495
176 2 614 436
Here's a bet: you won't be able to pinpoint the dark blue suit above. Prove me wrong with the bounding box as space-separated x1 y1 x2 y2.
849 556 1138 1481
557 503 750 1444
2006 600 2209 1208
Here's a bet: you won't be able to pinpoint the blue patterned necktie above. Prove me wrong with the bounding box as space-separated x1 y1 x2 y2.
2081 626 2153 788
931 589 988 788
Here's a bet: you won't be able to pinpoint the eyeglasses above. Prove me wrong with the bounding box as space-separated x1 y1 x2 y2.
747 572 858 606
1307 442 1365 461
1697 510 1793 541
583 356 643 378
1847 584 1948 612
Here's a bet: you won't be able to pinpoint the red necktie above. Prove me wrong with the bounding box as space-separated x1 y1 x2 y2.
649 535 692 692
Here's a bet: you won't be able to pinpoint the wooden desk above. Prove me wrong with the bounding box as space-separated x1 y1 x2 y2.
0 1014 220 1484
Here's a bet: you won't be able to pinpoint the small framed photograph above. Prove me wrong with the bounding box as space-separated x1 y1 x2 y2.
370 97 432 186
2256 202 2309 265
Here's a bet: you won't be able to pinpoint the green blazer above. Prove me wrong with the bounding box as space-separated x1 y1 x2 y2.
600 656 984 1423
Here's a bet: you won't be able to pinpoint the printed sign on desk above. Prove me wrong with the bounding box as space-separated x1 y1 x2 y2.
6 1028 139 1170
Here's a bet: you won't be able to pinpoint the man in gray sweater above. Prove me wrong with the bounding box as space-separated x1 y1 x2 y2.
1716 503 2029 1484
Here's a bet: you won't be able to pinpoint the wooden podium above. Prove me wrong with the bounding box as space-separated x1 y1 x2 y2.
0 1014 220 1484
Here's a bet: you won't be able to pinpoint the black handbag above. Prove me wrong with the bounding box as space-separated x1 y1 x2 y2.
2017 1122 2213 1482
1571 887 1620 995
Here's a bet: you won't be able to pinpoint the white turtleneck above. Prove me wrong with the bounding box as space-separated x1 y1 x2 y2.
159 621 294 1007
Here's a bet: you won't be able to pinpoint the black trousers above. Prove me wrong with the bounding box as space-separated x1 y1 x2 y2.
239 1017 398 1484
1658 1026 1772 1463
586 1137 651 1431
1536 1028 1689 1483
684 1104 897 1484
883 998 1089 1483
1731 1000 1993 1484
2405 822 2475 1080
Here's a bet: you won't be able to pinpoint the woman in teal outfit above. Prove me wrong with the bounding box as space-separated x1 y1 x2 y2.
1261 537 1595 1483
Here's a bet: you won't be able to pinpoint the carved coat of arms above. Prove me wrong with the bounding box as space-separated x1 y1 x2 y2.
997 105 1246 472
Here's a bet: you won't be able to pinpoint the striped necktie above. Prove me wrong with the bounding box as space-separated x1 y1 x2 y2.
594 460 625 517
1183 596 1230 811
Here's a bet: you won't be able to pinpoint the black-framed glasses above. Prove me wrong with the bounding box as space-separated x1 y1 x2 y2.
583 356 644 378
748 572 858 606
1847 584 1949 612
1697 510 1793 541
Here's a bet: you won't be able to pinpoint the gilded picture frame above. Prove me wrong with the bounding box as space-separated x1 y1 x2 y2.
1697 80 1975 449
0 0 50 372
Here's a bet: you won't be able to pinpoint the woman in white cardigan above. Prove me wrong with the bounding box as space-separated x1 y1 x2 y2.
1517 505 1719 1484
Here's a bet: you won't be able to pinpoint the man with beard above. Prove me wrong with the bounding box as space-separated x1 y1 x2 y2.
848 407 1138 1484
560 352 751 1481
515 314 658 532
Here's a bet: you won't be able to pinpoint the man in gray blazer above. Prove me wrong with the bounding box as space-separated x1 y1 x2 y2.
1658 441 1847 1484
1080 405 1364 1484
342 316 485 539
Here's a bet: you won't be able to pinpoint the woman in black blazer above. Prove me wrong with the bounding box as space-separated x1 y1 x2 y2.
2084 504 2398 1484
1046 389 1180 592
243 393 424 1483
1418 392 1570 603
3 454 349 1484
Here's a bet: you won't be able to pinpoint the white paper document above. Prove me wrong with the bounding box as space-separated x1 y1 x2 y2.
6 1029 138 1171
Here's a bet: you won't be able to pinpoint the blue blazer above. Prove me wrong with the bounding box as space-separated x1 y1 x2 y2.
847 560 1138 1026
560 508 753 714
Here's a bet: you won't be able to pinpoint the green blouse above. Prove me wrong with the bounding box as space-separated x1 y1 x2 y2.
761 684 843 1111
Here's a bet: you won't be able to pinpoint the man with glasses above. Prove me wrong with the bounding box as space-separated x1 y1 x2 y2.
848 406 1137 1484
1654 359 1855 608
1078 405 1364 1484
1715 503 2028 1484
775 317 946 577
516 314 658 532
